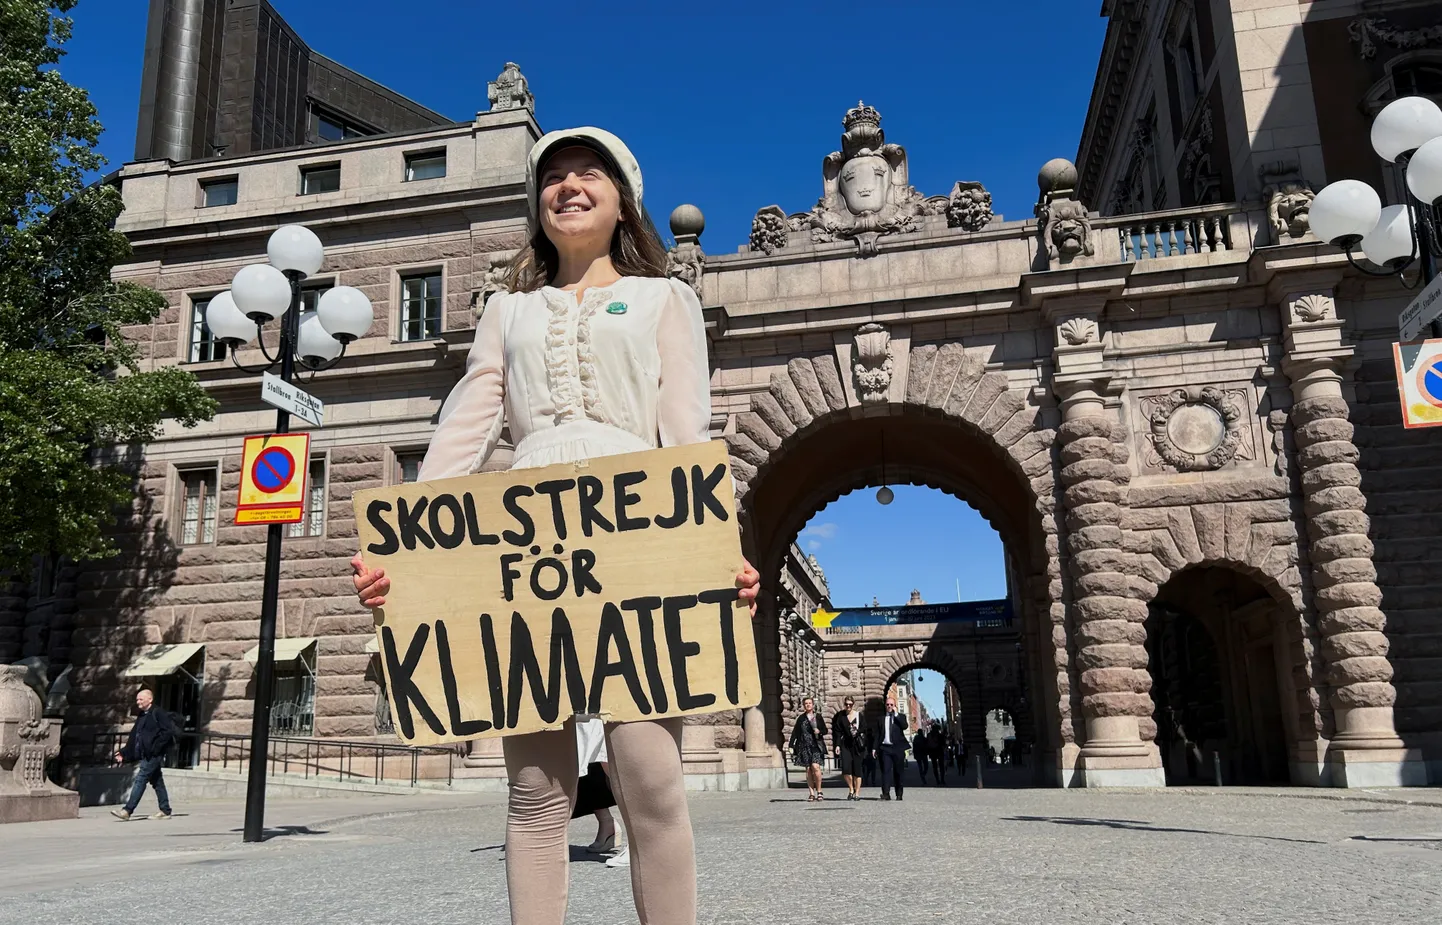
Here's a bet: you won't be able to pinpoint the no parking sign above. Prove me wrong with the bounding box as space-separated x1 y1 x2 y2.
236 433 311 524
1393 340 1442 429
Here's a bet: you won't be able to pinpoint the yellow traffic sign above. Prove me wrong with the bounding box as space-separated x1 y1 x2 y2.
236 433 311 525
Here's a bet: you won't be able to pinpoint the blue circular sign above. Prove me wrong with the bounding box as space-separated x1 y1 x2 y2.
251 446 296 494
1419 354 1442 409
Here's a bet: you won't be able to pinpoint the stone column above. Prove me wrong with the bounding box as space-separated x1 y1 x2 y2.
1048 299 1162 787
1277 288 1425 787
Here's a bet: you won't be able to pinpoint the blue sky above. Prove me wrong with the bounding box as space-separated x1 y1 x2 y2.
799 486 1006 718
60 0 1108 250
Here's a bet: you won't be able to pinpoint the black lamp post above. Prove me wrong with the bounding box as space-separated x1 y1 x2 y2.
205 224 373 843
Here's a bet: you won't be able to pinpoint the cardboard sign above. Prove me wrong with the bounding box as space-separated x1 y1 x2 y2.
236 433 310 525
352 440 760 746
1393 339 1442 429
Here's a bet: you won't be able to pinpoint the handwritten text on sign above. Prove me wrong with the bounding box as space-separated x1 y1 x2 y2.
352 441 760 746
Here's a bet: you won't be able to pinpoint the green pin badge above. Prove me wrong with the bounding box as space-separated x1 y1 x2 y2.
606 301 628 315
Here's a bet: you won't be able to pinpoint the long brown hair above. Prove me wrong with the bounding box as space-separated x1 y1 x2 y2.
506 154 668 293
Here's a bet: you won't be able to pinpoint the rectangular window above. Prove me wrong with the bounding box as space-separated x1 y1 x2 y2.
33 553 62 601
399 272 442 341
315 109 369 142
271 667 315 736
178 468 218 546
404 150 447 181
200 177 238 207
300 164 341 195
300 282 334 314
395 451 425 484
287 458 327 538
188 296 229 363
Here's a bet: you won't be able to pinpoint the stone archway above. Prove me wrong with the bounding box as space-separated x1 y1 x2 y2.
1123 506 1331 783
723 340 1073 783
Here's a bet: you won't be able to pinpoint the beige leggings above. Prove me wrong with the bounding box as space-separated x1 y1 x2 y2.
503 717 695 925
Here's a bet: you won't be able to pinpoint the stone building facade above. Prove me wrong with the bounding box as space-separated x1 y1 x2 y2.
4 2 1442 790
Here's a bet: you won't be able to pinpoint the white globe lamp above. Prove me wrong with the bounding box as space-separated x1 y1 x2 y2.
230 263 293 323
267 224 324 276
1360 204 1415 268
1371 96 1442 163
1309 179 1382 247
316 285 374 343
1406 135 1442 206
202 291 258 346
297 312 343 365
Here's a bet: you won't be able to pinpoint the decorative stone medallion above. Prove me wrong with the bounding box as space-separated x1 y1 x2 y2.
1142 386 1251 472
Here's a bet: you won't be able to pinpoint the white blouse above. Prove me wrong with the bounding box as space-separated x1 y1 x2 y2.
419 277 712 480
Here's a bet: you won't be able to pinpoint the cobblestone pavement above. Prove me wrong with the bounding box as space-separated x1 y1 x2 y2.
2 783 1440 924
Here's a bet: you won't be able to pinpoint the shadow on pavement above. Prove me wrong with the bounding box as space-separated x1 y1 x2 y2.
1003 815 1327 845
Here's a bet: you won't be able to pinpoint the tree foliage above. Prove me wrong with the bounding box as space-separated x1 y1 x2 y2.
0 0 216 572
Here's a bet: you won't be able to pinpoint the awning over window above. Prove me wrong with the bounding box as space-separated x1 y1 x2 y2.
122 643 205 678
243 637 318 665
364 636 380 654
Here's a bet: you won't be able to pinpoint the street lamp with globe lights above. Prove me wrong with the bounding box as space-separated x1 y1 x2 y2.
1309 96 1442 337
208 225 374 843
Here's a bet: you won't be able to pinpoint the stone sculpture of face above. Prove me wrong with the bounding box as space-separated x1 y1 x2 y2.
839 154 891 215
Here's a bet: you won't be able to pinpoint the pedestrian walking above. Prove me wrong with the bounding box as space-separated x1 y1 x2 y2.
351 126 761 925
790 697 828 801
871 694 909 801
830 696 865 801
109 689 175 821
929 726 947 786
913 730 930 785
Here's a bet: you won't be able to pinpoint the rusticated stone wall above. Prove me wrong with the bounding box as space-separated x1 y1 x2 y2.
1354 356 1442 752
1057 416 1154 734
1291 393 1397 721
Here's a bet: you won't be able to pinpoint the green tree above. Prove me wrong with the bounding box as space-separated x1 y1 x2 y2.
0 0 216 572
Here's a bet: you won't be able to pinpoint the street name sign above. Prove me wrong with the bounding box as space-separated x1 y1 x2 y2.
352 440 761 747
261 372 324 427
1399 273 1442 343
236 433 311 524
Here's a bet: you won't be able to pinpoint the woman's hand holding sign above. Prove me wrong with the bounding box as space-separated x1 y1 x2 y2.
354 551 759 617
351 553 390 607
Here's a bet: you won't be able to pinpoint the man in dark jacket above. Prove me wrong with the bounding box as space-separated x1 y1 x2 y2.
110 689 176 820
871 694 909 801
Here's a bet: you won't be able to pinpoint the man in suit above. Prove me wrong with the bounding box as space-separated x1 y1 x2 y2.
871 693 909 801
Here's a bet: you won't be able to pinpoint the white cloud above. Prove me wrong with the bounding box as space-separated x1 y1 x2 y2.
802 522 838 540
805 539 822 552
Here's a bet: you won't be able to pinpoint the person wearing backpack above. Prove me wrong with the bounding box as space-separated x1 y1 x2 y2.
110 688 176 820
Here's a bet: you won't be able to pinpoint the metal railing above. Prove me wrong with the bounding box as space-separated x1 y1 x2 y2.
88 730 454 788
1107 204 1236 261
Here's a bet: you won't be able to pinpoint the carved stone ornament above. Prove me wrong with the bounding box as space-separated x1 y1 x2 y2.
477 253 515 315
852 322 893 403
665 240 705 298
1037 195 1095 261
1143 386 1251 472
1260 160 1314 241
1058 317 1099 346
487 62 534 112
1348 17 1442 59
1 664 65 796
945 181 994 232
1267 409 1290 478
1291 292 1332 324
749 205 789 255
799 102 929 257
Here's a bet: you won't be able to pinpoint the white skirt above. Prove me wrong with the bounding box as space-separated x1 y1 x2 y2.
511 419 652 471
576 717 608 771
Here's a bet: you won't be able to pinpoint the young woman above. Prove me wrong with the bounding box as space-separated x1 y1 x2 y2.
351 127 760 925
789 696 827 801
830 696 865 800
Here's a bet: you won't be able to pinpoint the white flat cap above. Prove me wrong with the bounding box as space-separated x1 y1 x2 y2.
526 126 643 220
